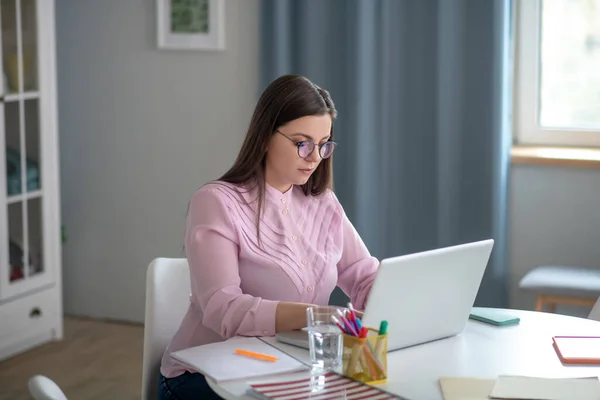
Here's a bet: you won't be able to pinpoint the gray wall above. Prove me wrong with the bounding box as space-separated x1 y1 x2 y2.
56 0 260 322
509 164 600 317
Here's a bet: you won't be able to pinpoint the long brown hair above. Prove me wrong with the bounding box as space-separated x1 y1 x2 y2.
218 74 338 237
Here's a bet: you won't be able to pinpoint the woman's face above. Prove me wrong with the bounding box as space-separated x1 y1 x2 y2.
264 114 332 193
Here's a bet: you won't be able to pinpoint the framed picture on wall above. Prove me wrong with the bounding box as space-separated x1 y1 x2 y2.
156 0 225 50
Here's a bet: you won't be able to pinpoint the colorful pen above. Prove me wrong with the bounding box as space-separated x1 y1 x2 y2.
337 308 359 336
359 327 368 338
330 315 347 334
378 320 388 335
375 320 388 361
347 302 361 332
347 303 357 318
347 303 357 326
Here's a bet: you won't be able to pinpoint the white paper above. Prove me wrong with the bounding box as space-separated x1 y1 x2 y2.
489 375 600 400
438 377 496 400
170 337 308 382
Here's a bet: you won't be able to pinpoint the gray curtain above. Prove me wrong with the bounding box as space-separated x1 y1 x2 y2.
261 0 513 308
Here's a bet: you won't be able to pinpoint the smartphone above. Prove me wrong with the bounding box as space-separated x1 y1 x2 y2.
469 307 520 326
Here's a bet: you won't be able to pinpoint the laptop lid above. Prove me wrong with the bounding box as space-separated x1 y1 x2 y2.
361 239 494 351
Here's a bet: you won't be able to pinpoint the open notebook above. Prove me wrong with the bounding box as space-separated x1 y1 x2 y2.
553 336 600 365
170 337 308 382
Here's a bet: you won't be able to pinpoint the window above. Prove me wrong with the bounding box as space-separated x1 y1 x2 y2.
514 0 600 147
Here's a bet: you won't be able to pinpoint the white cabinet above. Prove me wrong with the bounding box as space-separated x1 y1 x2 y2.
0 0 62 360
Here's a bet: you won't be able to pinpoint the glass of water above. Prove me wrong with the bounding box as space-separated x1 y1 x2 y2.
306 306 343 372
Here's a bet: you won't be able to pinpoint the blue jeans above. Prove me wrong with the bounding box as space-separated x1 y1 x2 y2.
158 371 223 400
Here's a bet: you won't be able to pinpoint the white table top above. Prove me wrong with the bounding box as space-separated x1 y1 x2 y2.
207 309 600 400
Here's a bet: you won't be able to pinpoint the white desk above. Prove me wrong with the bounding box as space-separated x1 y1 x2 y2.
207 309 600 400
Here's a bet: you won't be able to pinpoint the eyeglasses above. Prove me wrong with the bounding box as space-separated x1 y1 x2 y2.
276 130 338 159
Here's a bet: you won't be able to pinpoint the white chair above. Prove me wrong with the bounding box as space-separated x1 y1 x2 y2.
589 296 600 321
27 375 68 400
519 265 600 312
142 258 191 400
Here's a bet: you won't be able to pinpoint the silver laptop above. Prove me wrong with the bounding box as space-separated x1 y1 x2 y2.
276 239 494 351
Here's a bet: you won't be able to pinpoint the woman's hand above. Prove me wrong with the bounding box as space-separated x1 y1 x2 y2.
275 302 315 333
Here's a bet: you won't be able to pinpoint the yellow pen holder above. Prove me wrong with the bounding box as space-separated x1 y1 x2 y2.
342 328 388 384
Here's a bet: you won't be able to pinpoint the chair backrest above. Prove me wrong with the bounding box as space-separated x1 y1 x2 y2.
27 375 68 400
589 296 600 321
142 258 191 400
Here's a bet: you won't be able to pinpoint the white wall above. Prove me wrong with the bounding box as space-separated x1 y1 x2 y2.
509 164 600 317
56 0 260 322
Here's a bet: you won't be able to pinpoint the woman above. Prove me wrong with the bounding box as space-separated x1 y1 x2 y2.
158 74 379 399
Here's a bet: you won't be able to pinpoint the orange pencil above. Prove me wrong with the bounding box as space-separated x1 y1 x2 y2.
235 349 278 362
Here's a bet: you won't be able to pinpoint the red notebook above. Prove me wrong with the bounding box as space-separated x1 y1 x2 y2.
552 336 600 365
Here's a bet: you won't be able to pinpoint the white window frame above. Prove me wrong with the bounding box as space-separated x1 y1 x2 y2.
514 0 600 148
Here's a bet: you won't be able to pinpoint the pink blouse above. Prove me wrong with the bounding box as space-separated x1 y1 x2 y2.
160 181 379 378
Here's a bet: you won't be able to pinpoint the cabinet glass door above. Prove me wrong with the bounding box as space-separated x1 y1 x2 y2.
1 0 46 298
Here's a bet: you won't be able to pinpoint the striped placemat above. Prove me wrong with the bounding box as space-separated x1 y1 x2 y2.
247 371 406 400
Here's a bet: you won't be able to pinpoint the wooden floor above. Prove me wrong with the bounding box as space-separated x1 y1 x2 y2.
0 317 143 400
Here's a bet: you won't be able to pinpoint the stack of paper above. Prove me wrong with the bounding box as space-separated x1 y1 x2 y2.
439 375 600 400
170 337 308 382
439 377 496 400
489 376 600 400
